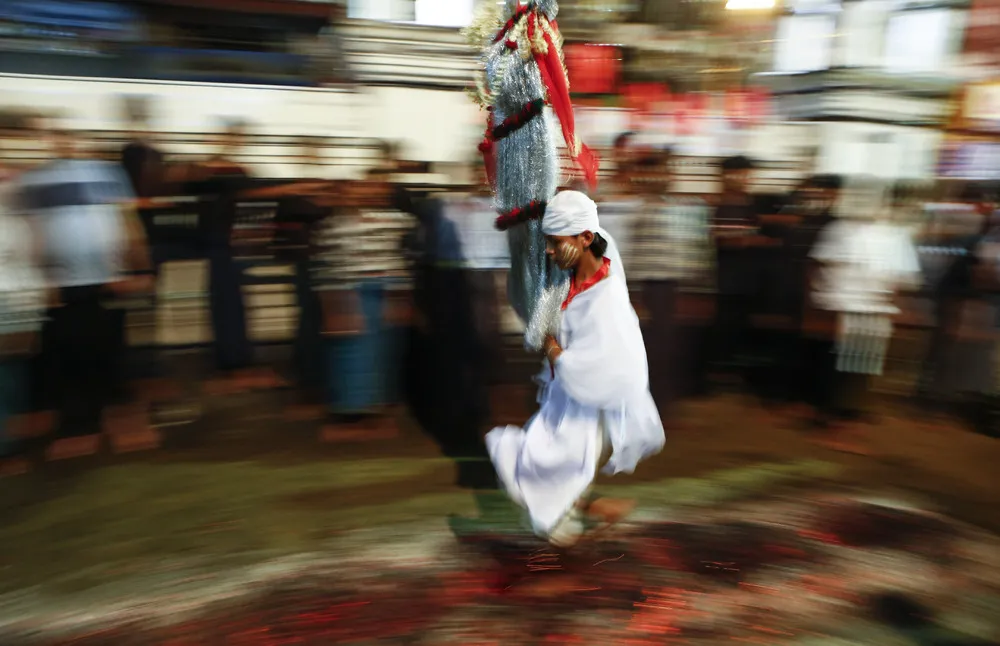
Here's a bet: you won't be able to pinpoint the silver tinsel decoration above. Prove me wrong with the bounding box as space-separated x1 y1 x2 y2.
479 1 569 346
523 279 569 352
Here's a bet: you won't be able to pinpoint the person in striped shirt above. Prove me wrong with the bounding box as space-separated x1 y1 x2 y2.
628 149 714 419
314 178 416 435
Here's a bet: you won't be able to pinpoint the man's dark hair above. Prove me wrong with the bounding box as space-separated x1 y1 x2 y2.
378 140 399 159
960 181 989 203
634 152 660 169
721 155 754 172
755 193 787 215
589 231 608 258
811 174 843 191
613 132 634 150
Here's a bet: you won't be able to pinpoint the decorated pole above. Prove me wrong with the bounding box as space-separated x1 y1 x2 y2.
464 0 599 350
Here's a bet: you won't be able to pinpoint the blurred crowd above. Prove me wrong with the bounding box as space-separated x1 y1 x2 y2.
1 111 999 466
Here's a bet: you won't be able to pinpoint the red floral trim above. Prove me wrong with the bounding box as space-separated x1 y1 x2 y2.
562 258 611 310
493 2 534 43
491 99 544 141
494 200 546 231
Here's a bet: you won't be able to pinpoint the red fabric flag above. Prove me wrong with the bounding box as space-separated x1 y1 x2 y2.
528 12 599 190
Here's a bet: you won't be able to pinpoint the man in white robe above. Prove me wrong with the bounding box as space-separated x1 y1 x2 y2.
486 191 665 548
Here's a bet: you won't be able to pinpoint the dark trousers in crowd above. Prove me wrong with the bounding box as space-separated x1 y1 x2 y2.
0 357 28 454
325 280 387 417
207 246 252 372
107 306 131 402
642 280 680 417
748 327 800 405
42 286 115 437
292 258 324 398
149 242 252 374
468 270 503 386
713 292 754 374
409 267 491 464
801 336 870 425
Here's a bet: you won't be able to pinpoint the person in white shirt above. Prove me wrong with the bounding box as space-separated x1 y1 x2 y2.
15 122 148 443
486 191 665 548
808 177 922 452
0 148 46 457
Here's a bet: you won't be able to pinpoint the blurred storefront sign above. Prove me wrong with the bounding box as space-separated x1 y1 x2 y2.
603 85 772 154
938 139 1000 180
961 82 1000 133
724 87 770 128
564 44 622 95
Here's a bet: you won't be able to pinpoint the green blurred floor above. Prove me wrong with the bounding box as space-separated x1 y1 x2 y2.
0 386 997 616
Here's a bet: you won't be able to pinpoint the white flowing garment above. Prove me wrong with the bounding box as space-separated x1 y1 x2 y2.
486 255 665 535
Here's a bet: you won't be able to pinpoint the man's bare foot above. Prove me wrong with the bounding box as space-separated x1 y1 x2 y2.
284 404 326 422
244 368 286 391
813 425 871 456
134 378 182 404
0 457 30 477
108 428 162 454
9 411 54 439
203 375 243 396
46 435 101 461
363 416 399 439
585 498 636 526
103 404 148 435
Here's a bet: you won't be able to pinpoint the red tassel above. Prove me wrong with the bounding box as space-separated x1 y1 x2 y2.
493 4 533 43
531 18 600 191
495 200 547 231
480 112 497 188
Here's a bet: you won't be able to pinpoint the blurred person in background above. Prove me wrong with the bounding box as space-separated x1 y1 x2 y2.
919 182 1000 430
711 155 766 384
437 156 509 388
785 174 843 415
192 119 265 393
611 132 635 179
16 118 152 454
120 95 165 201
806 176 922 453
591 135 641 268
746 192 797 407
629 148 713 422
0 114 47 460
308 0 355 86
400 173 493 486
316 178 415 438
276 138 334 418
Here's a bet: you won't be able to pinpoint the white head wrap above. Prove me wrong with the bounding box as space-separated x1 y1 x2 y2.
542 190 600 237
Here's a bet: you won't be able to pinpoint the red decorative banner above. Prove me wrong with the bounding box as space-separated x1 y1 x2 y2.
564 44 622 95
674 93 707 137
725 87 771 126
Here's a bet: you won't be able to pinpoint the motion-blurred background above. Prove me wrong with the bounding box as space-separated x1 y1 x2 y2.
0 1 999 643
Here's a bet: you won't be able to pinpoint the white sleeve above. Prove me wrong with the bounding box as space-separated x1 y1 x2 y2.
893 227 923 289
554 281 648 409
809 221 845 264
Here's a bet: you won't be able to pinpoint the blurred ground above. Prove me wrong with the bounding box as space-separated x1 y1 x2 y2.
0 367 998 644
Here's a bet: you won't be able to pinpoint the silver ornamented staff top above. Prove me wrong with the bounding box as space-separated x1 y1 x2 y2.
464 0 599 351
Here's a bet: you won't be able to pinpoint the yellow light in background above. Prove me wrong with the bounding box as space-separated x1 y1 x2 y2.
725 0 776 9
